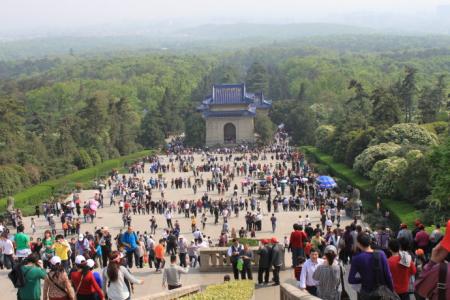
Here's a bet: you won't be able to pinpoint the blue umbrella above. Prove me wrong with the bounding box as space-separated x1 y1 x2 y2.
317 175 337 189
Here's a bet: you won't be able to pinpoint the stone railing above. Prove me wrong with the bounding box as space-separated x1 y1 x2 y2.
199 246 285 272
280 283 321 300
134 284 201 300
280 283 320 300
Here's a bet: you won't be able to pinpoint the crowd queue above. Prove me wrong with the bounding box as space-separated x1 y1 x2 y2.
1 132 449 300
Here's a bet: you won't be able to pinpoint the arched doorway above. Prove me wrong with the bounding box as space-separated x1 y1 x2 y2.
224 123 236 144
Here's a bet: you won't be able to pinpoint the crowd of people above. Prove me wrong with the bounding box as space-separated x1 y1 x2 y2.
0 131 449 300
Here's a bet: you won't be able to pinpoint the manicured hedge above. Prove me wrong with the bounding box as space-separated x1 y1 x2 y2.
302 146 420 228
0 150 153 216
183 280 254 300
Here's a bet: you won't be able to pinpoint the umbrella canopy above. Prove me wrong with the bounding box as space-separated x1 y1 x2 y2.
317 175 337 189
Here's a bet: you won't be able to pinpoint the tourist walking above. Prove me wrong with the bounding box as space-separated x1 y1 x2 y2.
17 253 47 300
102 251 143 300
70 255 104 300
257 239 271 285
271 237 284 286
387 239 416 300
162 255 189 290
348 232 394 299
312 245 341 300
43 256 76 300
290 224 307 267
299 249 324 296
15 225 32 262
120 226 139 268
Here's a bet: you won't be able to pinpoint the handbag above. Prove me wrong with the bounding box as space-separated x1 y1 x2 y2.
339 264 350 300
359 251 400 300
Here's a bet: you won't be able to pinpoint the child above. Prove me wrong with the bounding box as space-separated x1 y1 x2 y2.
224 274 231 282
294 256 306 281
283 236 289 252
304 240 312 259
250 229 256 238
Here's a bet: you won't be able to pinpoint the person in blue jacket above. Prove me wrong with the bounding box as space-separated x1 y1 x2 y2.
121 226 139 268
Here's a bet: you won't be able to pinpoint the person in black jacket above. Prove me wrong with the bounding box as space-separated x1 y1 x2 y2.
271 237 284 285
257 239 272 285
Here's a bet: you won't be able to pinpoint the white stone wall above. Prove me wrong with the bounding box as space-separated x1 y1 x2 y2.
205 117 255 146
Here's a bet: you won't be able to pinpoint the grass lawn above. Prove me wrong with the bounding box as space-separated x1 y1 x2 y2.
0 150 154 216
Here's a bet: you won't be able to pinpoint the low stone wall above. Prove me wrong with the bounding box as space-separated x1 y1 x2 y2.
280 283 321 300
134 284 201 300
199 246 285 272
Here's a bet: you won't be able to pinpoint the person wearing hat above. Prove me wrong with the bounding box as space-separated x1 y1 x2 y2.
103 251 143 300
86 259 102 293
75 234 90 257
257 239 272 285
270 237 284 286
313 245 342 300
70 255 104 300
43 256 76 300
387 239 416 300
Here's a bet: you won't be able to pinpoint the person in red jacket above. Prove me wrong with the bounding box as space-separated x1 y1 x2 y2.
70 255 104 300
289 224 307 267
388 239 416 300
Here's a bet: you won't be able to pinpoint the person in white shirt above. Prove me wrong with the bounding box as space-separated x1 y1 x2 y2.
165 210 173 229
0 232 15 269
298 249 324 296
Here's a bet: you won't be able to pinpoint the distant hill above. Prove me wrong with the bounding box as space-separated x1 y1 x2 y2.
176 23 377 40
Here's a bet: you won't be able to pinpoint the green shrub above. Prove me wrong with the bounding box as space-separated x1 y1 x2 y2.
333 130 358 164
183 280 254 300
88 148 102 166
314 125 335 153
370 156 408 198
353 142 402 176
345 128 376 166
377 123 438 147
74 149 93 169
226 238 260 247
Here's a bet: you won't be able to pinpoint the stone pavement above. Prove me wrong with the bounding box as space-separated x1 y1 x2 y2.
0 153 357 299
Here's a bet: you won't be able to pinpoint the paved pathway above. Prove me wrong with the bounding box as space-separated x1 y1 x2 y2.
0 153 357 299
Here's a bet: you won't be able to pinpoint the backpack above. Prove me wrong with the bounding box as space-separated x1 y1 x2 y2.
8 264 31 288
359 251 400 300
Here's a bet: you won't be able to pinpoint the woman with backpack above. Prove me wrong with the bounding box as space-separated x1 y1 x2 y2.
43 256 75 300
102 251 143 300
70 255 104 300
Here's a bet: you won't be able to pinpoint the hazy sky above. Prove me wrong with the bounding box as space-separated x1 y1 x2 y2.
2 0 450 33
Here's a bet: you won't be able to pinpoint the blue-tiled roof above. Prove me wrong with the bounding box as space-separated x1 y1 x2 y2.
202 109 256 118
197 83 272 113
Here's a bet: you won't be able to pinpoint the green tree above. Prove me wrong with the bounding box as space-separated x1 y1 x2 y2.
160 87 184 136
398 66 417 123
139 108 165 148
297 82 307 103
184 113 205 147
418 75 447 123
370 87 401 128
344 79 371 130
115 97 139 155
254 114 275 145
246 62 269 94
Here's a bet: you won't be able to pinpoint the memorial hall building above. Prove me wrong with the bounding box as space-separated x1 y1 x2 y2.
197 83 272 146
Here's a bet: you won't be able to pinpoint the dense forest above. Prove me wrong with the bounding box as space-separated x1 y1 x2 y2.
0 34 449 221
